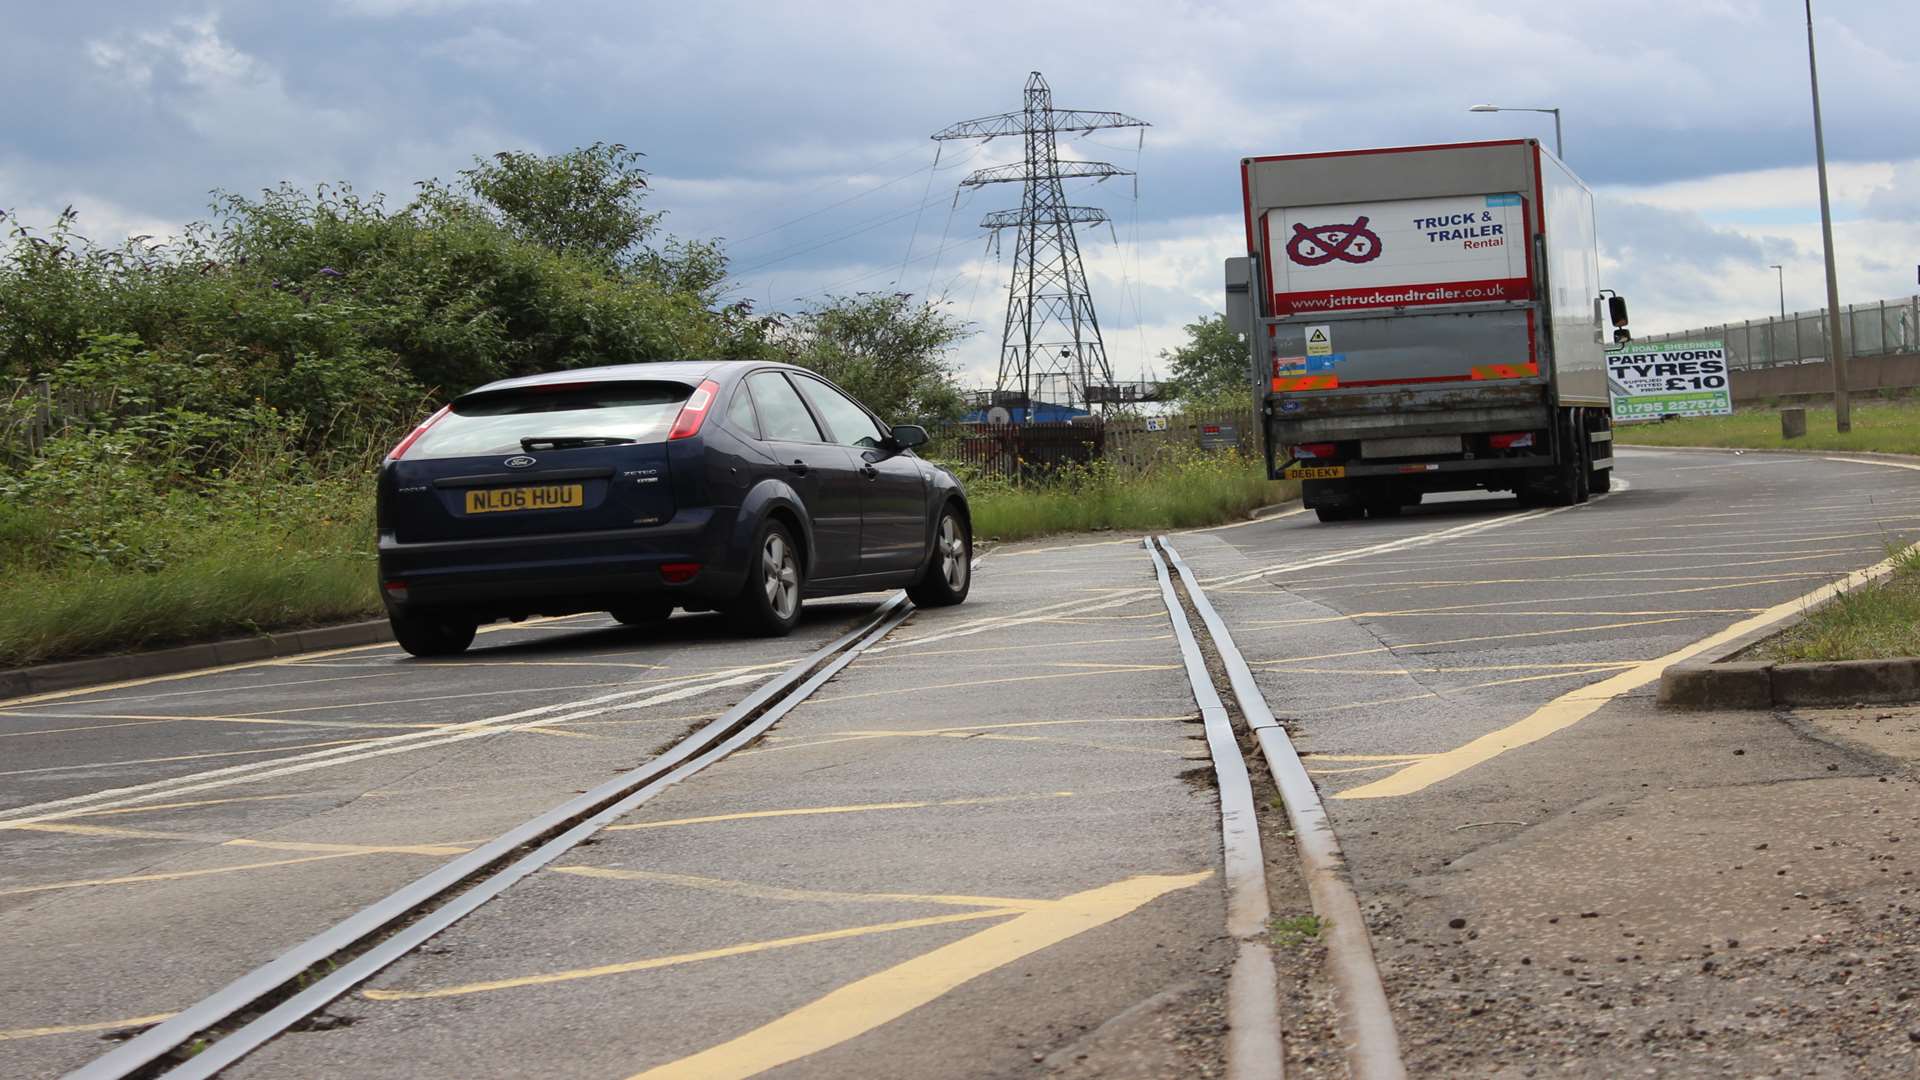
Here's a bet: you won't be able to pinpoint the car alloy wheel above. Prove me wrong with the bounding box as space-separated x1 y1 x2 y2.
937 514 968 593
763 531 799 621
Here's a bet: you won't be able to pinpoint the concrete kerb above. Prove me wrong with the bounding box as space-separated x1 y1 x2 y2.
0 620 394 700
1650 443 1920 707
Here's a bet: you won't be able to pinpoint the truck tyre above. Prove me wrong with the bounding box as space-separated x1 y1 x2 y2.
1315 506 1364 523
1546 410 1589 506
1587 413 1613 494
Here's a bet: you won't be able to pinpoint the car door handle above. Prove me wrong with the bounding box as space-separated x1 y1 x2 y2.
787 460 810 476
859 464 879 480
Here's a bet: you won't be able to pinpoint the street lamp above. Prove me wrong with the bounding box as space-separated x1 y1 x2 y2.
1469 103 1563 159
1803 0 1851 432
1770 264 1785 318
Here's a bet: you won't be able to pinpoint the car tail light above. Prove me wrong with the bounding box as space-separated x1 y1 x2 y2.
382 579 409 603
387 406 451 461
667 379 720 441
660 562 701 584
1489 432 1536 450
1290 442 1338 460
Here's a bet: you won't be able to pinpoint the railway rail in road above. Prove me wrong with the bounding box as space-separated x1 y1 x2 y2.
5 447 1920 1078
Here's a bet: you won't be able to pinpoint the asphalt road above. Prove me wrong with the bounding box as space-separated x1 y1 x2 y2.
4 447 1919 1078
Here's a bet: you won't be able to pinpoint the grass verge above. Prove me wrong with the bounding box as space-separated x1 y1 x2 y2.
1756 545 1920 663
0 499 379 669
965 453 1297 543
1614 398 1920 455
0 450 1295 669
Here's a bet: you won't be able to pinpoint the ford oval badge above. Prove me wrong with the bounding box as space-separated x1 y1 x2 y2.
504 455 537 469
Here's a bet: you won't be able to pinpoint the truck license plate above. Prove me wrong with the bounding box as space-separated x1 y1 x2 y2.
1284 465 1346 480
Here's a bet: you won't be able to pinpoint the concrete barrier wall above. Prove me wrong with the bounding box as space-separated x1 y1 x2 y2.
1731 351 1920 404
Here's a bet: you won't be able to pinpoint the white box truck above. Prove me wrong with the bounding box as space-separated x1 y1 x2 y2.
1226 138 1630 522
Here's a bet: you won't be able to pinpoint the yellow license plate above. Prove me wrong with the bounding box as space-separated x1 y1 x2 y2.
1284 465 1346 480
465 484 584 514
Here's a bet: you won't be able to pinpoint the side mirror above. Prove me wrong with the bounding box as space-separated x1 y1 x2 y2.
1613 327 1633 345
889 424 929 449
1607 295 1630 328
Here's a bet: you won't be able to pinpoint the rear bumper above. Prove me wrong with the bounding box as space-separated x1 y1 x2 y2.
377 507 747 617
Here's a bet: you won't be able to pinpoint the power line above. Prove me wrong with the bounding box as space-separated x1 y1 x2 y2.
726 184 970 278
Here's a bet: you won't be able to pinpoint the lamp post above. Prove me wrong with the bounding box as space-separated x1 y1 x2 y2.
1770 264 1785 318
1804 0 1850 432
1469 104 1563 159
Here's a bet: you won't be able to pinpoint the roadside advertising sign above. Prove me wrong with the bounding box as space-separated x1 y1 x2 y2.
1262 193 1530 315
1606 339 1732 420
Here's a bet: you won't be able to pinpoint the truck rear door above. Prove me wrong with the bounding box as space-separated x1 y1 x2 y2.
1257 191 1537 393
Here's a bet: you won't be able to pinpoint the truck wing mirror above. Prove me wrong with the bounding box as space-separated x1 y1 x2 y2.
1613 327 1633 345
1607 295 1630 328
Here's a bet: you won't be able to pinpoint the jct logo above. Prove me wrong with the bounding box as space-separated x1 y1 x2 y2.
1287 217 1382 266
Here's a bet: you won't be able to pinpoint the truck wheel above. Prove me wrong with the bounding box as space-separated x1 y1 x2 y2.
1315 506 1364 523
1546 411 1588 506
1587 413 1613 494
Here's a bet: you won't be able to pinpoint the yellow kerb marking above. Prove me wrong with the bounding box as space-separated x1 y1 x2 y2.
1337 540 1920 800
0 1012 178 1043
364 910 1020 1001
607 792 1075 832
627 871 1211 1080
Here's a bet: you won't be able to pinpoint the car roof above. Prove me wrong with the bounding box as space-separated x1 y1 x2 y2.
460 360 801 399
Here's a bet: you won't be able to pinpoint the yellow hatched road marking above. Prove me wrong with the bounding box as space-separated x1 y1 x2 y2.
548 866 1049 911
806 665 1177 705
0 1012 178 1043
627 871 1211 1080
1337 540 1920 800
607 792 1076 832
364 909 1021 1002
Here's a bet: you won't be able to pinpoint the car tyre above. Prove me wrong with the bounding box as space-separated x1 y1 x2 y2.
609 600 673 626
728 518 803 637
390 611 477 657
908 504 971 608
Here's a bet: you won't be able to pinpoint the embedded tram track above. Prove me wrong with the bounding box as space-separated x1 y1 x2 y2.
1147 535 1408 1080
65 592 922 1080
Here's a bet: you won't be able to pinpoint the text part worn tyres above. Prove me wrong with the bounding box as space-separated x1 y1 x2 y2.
390 611 477 657
908 503 971 608
729 517 803 637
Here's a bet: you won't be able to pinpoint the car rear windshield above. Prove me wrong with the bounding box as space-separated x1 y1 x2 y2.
406 381 692 459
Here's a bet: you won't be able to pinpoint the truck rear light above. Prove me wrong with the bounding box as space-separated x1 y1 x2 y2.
667 379 720 441
1489 432 1535 450
387 406 451 461
659 562 701 584
1291 442 1338 460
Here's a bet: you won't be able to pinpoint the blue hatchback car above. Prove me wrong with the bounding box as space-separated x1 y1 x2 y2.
376 361 972 656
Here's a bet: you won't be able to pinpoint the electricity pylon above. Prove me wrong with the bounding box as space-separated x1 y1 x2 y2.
933 72 1147 412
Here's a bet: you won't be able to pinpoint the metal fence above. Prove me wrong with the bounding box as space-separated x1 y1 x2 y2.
2 380 121 464
927 406 1260 481
1638 295 1920 371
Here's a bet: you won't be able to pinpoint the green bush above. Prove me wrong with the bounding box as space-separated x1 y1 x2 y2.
959 450 1295 542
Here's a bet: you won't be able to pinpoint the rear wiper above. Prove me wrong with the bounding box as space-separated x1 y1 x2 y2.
518 435 638 451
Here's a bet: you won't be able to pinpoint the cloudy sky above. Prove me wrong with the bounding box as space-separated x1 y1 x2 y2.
7 0 1918 387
